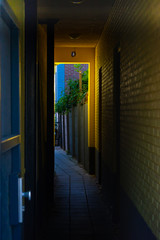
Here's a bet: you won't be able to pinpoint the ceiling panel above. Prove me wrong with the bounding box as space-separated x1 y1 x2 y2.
38 0 115 47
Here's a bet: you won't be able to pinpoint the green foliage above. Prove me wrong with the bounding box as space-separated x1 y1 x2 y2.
55 64 88 114
55 91 70 114
74 64 88 92
82 69 88 92
74 64 83 72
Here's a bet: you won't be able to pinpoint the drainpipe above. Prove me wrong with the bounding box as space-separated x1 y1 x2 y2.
79 71 82 92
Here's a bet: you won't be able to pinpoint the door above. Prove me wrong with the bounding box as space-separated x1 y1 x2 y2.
98 67 102 184
0 5 22 240
113 45 120 223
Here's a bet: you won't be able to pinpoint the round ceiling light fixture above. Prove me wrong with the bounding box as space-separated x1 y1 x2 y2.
68 33 81 40
71 0 84 5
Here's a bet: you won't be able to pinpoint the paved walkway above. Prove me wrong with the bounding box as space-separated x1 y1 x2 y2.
45 147 119 240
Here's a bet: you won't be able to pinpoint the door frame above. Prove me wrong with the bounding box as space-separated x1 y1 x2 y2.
24 0 37 240
98 67 102 184
113 44 121 223
0 2 21 240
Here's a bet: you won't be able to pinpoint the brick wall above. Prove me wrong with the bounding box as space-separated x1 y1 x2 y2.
64 64 88 89
95 0 160 238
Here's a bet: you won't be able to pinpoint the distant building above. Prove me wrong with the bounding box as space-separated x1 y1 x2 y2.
55 64 88 103
55 64 65 104
64 64 88 89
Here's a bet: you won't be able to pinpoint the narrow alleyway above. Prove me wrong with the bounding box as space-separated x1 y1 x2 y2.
44 147 119 240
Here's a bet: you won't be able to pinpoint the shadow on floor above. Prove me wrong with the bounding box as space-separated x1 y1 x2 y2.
43 147 120 240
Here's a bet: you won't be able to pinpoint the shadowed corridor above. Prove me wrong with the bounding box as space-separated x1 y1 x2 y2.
43 147 119 240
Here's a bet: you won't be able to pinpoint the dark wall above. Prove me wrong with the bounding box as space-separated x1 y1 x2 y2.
37 24 48 237
95 1 160 238
120 190 157 240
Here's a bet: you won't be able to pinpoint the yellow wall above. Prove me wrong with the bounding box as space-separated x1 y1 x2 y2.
95 0 160 238
55 47 95 148
5 0 25 176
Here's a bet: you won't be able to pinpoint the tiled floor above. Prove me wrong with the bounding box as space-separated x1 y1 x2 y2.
45 147 119 240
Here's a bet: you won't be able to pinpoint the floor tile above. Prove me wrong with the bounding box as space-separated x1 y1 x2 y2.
44 147 119 240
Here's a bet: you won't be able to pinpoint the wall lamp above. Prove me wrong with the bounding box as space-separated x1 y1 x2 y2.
71 51 76 57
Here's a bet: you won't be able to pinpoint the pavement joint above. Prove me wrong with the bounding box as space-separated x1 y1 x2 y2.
44 147 120 240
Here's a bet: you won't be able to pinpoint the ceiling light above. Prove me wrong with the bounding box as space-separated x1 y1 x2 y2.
68 33 81 40
71 0 84 5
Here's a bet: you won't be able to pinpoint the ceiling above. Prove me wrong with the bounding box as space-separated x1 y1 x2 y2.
38 0 115 48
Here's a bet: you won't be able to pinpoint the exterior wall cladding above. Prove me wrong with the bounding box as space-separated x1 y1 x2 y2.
55 64 65 103
95 0 160 239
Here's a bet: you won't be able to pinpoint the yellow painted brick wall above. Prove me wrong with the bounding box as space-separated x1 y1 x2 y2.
55 47 95 148
95 0 160 238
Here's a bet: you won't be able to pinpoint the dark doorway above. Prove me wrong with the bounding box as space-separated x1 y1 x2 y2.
98 67 102 184
113 45 121 223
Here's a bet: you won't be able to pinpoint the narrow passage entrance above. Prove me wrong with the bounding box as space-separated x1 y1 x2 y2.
44 147 119 240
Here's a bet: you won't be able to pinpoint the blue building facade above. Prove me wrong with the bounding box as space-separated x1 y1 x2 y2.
55 64 65 103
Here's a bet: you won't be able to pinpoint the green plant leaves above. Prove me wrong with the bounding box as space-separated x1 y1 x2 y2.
55 65 88 114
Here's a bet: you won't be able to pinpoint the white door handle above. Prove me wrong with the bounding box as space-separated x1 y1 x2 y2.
18 178 31 223
22 191 31 201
